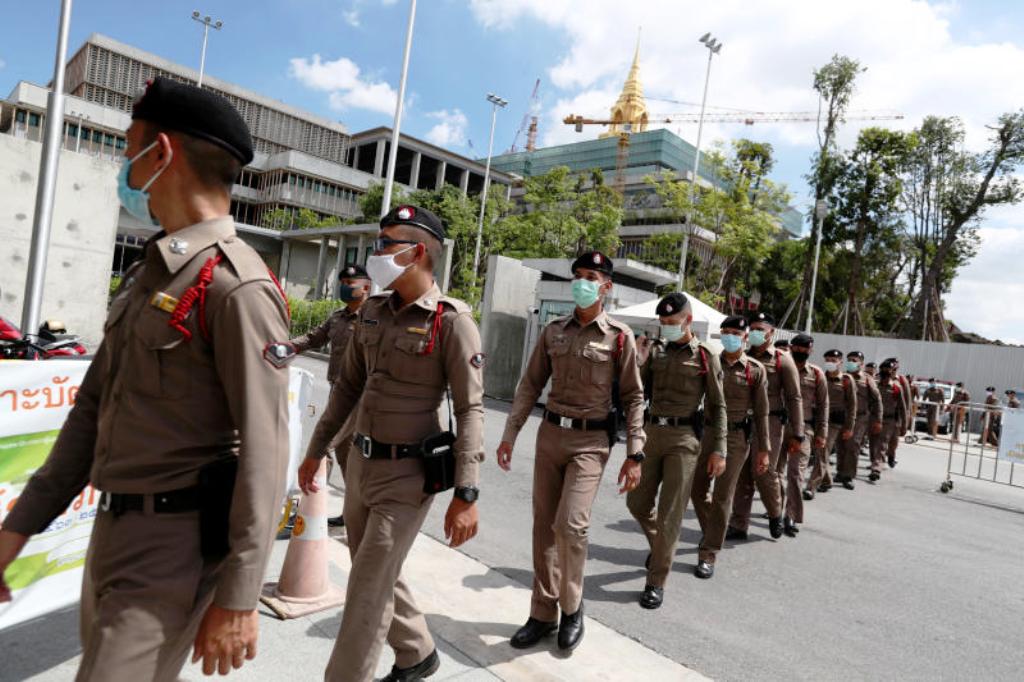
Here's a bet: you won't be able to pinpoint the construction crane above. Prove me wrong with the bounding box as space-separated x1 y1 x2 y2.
508 78 541 153
563 110 905 190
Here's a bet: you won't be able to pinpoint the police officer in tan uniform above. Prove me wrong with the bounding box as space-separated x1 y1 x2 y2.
0 78 290 680
297 205 484 682
806 349 856 498
980 387 1002 446
871 360 907 480
923 379 946 440
779 334 827 537
950 382 970 443
289 263 370 526
886 358 914 465
690 316 769 578
498 251 645 651
838 351 881 489
1007 390 1021 409
627 292 726 607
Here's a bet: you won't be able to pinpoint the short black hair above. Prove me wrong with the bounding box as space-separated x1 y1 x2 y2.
140 121 242 191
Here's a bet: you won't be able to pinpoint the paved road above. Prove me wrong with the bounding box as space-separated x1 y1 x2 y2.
296 355 1024 681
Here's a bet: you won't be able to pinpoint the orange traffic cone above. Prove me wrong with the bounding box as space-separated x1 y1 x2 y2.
261 458 345 619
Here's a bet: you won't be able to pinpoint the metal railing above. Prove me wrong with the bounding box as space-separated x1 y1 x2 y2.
937 401 1022 493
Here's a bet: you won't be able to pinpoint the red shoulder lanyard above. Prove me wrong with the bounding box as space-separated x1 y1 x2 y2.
420 302 444 356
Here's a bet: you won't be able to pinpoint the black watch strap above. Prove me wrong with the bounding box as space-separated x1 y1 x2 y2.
454 486 479 503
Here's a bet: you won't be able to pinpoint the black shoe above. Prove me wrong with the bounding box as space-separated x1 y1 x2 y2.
769 516 784 539
888 454 897 468
694 560 715 579
817 483 831 493
842 480 855 490
377 650 440 682
511 618 558 649
784 518 798 537
327 514 345 527
802 489 815 501
869 471 880 482
558 604 585 651
725 526 748 541
639 584 664 609
645 552 651 570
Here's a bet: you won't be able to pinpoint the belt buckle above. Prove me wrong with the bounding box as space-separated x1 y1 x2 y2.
99 491 112 512
559 416 573 429
656 417 669 427
360 436 372 459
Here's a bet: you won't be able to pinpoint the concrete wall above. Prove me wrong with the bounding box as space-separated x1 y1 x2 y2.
0 135 119 348
480 255 542 399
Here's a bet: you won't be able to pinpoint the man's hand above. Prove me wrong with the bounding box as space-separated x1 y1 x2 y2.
814 436 827 450
707 453 726 478
636 336 653 365
871 421 882 435
754 451 770 476
787 438 803 455
841 429 853 440
191 605 259 676
496 441 514 471
0 530 30 603
444 498 478 548
297 456 322 495
618 459 642 494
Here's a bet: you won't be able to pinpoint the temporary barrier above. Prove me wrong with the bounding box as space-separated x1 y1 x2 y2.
939 401 1023 494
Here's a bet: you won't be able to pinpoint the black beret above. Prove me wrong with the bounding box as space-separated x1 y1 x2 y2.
656 292 689 317
986 386 996 391
774 338 790 348
571 251 613 276
791 333 814 347
1007 389 1016 395
865 361 877 368
339 263 368 279
132 77 254 164
928 377 936 382
380 204 445 242
847 351 865 360
721 315 748 331
823 349 843 358
884 357 899 363
955 382 963 387
750 311 776 326
880 359 896 370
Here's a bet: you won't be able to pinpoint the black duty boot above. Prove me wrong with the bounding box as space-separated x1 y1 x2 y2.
639 584 664 609
327 514 345 527
768 516 784 539
817 483 831 493
725 526 748 541
784 517 799 537
377 649 440 682
868 471 880 482
842 479 855 490
694 560 715 579
802 489 815 501
888 453 897 468
511 617 558 649
558 604 585 651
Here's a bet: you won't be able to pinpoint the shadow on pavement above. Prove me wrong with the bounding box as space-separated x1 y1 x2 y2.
1 604 81 679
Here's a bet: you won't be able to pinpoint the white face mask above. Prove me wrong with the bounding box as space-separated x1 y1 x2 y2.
824 361 840 373
365 246 414 290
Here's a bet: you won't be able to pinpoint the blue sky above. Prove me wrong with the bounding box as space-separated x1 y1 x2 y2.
2 0 1023 340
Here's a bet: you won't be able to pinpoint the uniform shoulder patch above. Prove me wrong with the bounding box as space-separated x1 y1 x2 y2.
470 352 486 369
263 342 296 369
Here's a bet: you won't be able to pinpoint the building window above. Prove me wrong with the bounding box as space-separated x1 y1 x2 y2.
67 124 79 138
28 113 41 127
15 110 26 124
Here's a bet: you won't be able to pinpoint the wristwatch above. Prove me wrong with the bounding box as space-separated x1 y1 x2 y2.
626 452 646 463
792 435 805 443
454 486 479 504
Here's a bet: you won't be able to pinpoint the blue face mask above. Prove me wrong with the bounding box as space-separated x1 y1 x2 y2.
661 324 683 342
845 360 861 373
117 140 169 226
572 278 601 309
721 334 744 353
748 329 768 348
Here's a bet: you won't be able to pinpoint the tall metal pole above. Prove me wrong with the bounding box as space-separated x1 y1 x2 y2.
21 0 73 334
380 0 417 218
805 198 826 334
198 22 210 87
677 38 718 291
472 94 506 292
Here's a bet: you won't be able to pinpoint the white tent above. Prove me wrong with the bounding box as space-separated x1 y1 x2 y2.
610 294 727 346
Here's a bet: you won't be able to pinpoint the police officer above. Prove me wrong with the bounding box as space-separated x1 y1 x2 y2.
0 78 290 680
871 360 906 479
950 382 971 443
979 386 1000 446
690 316 768 578
498 251 645 651
838 352 881 489
884 358 913 467
297 205 484 682
729 312 803 541
806 350 856 498
923 379 946 440
627 293 726 606
1008 390 1021 410
778 334 827 537
864 362 878 379
289 263 371 526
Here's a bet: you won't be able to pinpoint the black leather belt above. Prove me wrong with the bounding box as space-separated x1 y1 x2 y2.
354 434 423 460
647 415 694 428
769 409 788 418
545 411 611 431
99 487 200 516
829 412 847 425
883 412 897 420
727 419 750 432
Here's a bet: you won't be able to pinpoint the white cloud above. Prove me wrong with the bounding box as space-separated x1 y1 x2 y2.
289 54 397 115
424 109 469 147
343 9 361 27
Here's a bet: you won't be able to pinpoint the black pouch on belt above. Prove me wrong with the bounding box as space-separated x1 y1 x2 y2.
422 431 457 495
693 407 705 440
742 417 752 441
198 456 238 560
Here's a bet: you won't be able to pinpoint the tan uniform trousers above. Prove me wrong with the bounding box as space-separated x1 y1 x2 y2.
530 420 610 622
838 415 870 480
927 405 940 436
626 424 701 587
325 448 435 682
77 505 220 682
691 429 749 563
809 424 846 490
777 436 812 523
952 408 967 441
731 416 785 531
871 420 901 474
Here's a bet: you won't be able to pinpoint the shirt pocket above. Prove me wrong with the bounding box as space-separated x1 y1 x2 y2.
360 324 383 372
131 307 192 399
581 344 614 386
392 333 443 386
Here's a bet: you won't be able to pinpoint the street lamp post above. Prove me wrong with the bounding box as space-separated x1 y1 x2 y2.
471 92 507 293
805 198 827 333
190 11 223 88
677 32 721 291
380 0 417 218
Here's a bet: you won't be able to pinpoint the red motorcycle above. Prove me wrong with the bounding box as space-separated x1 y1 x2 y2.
0 316 88 359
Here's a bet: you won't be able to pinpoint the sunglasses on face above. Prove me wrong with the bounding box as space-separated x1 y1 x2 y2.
372 237 419 252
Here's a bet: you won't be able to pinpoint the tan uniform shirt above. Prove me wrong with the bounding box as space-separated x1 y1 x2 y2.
503 311 645 456
642 336 727 456
898 374 914 428
304 284 484 488
798 363 829 440
750 346 804 439
923 386 945 407
825 372 858 432
985 394 1002 425
851 371 883 421
719 352 770 451
290 307 358 383
1009 396 1021 409
879 377 907 426
4 217 291 610
952 389 971 407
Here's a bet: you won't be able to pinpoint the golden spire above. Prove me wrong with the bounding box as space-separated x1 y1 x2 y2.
602 28 648 138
